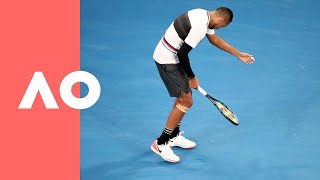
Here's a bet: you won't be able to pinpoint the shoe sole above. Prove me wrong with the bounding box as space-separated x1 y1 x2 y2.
151 141 180 163
170 145 196 149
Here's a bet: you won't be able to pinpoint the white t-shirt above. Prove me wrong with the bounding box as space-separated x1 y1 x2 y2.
153 9 215 64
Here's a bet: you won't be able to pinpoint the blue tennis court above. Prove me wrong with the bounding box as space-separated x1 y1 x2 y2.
80 0 320 179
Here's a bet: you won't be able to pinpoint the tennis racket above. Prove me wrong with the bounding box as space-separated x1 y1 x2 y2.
197 85 239 126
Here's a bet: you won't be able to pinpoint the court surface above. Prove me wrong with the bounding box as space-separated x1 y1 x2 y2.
80 0 320 179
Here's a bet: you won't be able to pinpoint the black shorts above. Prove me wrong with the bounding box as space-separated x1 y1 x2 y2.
155 61 191 97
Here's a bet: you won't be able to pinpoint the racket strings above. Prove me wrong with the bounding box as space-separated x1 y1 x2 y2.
216 102 238 124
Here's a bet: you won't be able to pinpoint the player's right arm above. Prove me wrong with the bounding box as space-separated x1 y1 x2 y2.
176 42 199 89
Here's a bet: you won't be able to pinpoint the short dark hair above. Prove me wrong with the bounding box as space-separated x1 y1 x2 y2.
216 7 233 23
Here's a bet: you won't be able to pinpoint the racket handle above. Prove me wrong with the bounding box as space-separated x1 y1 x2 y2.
197 85 207 96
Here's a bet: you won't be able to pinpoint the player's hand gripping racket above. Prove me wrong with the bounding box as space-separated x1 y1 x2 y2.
197 86 239 126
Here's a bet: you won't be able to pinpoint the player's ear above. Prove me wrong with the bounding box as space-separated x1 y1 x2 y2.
217 17 223 24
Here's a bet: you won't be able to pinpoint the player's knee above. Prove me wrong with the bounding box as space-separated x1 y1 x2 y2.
178 92 193 107
179 97 193 108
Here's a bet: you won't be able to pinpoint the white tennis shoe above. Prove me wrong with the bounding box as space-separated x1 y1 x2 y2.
151 140 180 163
168 132 196 149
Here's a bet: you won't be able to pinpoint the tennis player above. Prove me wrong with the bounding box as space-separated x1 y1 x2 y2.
151 7 254 163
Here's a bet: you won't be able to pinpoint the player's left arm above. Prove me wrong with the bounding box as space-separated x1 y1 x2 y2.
206 33 254 64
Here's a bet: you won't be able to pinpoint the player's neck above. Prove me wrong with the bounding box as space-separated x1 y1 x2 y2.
208 11 217 28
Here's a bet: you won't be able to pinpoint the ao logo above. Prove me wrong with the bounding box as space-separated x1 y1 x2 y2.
18 71 101 109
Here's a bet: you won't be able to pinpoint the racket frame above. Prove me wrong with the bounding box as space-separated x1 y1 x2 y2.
198 86 239 126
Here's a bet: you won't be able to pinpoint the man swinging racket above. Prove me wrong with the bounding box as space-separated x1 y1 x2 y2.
151 7 255 163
